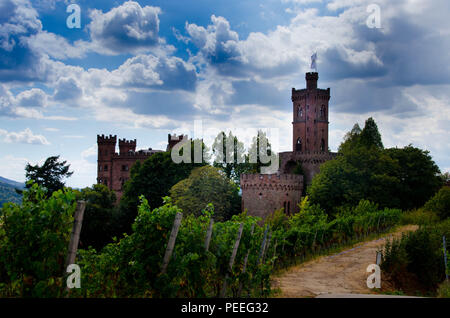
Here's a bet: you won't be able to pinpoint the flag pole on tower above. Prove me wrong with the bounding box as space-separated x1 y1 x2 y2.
311 52 317 72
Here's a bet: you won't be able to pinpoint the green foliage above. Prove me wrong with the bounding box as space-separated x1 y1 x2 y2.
170 166 241 221
424 187 450 220
24 156 73 196
385 146 442 210
400 209 439 226
0 183 77 297
309 118 441 215
118 150 205 235
437 281 450 298
75 184 117 251
381 220 450 293
212 131 250 183
359 117 383 150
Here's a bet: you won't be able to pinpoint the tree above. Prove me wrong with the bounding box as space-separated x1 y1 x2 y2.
247 130 278 174
359 117 383 149
169 166 241 221
308 118 442 214
118 145 206 235
212 131 250 183
424 187 450 220
24 156 73 196
75 184 117 251
385 145 442 210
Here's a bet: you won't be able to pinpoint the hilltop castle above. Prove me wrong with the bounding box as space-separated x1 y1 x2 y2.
97 134 184 200
240 72 337 219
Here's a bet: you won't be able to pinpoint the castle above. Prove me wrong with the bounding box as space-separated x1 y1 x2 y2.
240 72 337 219
97 134 184 200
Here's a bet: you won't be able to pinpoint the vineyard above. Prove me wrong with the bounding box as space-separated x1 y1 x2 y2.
0 184 403 298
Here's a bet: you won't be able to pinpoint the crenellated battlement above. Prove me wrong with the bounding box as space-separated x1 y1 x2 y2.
97 134 117 144
119 138 136 146
241 173 303 183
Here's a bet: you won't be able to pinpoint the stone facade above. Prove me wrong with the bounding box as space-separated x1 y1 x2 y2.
97 134 183 200
240 72 337 220
240 174 303 218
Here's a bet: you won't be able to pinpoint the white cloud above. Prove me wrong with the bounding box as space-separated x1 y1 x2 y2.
0 128 50 145
85 1 162 55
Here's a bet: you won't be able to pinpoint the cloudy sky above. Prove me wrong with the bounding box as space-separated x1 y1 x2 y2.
0 0 449 187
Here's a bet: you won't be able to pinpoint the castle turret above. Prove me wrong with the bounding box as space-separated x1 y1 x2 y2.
167 134 187 151
119 138 136 155
97 134 117 189
292 72 330 153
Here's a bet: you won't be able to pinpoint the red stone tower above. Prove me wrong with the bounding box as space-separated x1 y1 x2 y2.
97 134 117 188
119 138 136 155
292 72 330 153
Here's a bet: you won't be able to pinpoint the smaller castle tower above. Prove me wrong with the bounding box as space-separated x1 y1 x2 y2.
119 138 136 155
167 134 187 151
97 134 117 188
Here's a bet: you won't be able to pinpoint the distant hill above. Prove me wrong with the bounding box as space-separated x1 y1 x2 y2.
0 176 24 208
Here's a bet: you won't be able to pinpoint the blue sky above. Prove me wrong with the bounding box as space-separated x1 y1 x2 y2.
1 0 449 187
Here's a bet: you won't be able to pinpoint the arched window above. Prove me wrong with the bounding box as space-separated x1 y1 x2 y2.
320 105 326 119
296 138 302 151
298 106 303 118
320 138 325 151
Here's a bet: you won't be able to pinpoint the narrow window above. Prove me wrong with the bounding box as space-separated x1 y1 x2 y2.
320 139 325 151
296 138 302 151
104 165 108 171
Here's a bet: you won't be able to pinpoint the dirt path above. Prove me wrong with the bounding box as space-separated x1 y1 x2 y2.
272 225 418 298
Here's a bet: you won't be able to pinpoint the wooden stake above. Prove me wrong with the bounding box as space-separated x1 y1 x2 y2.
204 218 214 252
160 212 183 274
257 226 269 265
65 200 86 269
220 223 244 298
238 224 255 297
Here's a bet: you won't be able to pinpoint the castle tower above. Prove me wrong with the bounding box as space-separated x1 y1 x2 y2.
292 72 330 153
97 134 117 189
119 138 136 155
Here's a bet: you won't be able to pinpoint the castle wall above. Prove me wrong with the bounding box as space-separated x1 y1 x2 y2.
279 151 338 185
240 174 303 220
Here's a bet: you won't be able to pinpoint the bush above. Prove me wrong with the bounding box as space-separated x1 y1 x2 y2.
424 187 450 220
437 281 450 298
400 209 439 226
0 183 76 297
381 219 450 293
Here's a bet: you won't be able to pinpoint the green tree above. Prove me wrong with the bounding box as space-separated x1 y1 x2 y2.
118 145 206 235
385 145 442 210
212 131 250 183
0 183 76 297
75 184 117 251
359 117 383 150
247 130 277 174
170 166 241 221
23 156 73 196
424 187 450 220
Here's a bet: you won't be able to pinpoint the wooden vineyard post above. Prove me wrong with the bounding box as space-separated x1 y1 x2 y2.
444 236 449 281
262 231 272 264
237 224 255 297
220 223 244 298
204 218 214 252
65 201 86 269
160 212 183 275
64 200 86 296
312 228 318 254
257 225 269 265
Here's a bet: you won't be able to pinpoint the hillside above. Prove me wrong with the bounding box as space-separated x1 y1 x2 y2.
0 177 23 207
